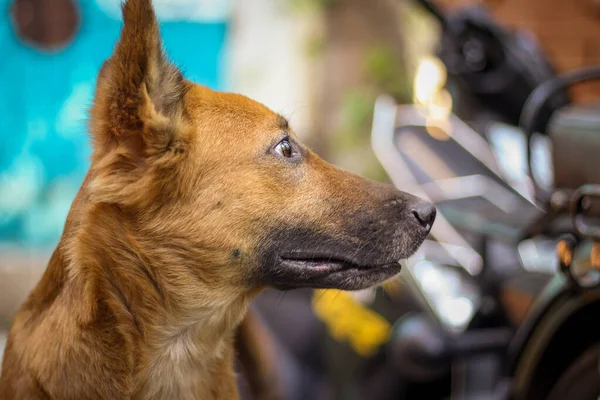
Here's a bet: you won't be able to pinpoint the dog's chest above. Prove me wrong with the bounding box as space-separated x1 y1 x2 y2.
137 330 228 399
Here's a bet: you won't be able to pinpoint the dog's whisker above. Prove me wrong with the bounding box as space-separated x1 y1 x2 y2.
275 292 286 310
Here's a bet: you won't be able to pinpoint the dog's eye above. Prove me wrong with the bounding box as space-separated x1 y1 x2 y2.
275 139 294 158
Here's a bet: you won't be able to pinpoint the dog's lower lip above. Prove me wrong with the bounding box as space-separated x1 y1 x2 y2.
278 255 396 271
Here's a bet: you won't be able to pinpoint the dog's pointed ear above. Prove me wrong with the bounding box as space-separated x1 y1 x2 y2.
90 0 188 159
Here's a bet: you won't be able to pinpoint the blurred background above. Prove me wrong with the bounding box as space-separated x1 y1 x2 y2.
2 0 600 399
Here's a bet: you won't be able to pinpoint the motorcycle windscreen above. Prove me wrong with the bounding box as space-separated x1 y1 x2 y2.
392 107 542 241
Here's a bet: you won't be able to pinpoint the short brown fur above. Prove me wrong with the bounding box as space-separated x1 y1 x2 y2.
0 0 434 398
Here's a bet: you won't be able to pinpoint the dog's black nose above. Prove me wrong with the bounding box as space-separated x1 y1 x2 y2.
410 201 436 231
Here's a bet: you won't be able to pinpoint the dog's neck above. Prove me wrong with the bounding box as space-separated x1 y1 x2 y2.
61 201 251 398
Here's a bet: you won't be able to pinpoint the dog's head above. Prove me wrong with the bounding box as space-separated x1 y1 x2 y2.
88 0 435 295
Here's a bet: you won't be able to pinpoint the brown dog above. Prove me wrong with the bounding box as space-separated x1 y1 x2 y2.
0 0 435 398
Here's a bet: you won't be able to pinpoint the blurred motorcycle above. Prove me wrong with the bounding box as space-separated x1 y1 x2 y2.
374 0 600 399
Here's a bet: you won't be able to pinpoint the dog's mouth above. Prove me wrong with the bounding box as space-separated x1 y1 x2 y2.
272 252 402 291
279 253 395 272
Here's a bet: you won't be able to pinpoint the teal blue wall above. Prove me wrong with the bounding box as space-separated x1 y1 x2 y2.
0 0 228 245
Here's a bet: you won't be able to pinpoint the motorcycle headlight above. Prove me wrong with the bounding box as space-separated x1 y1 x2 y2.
407 259 481 332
